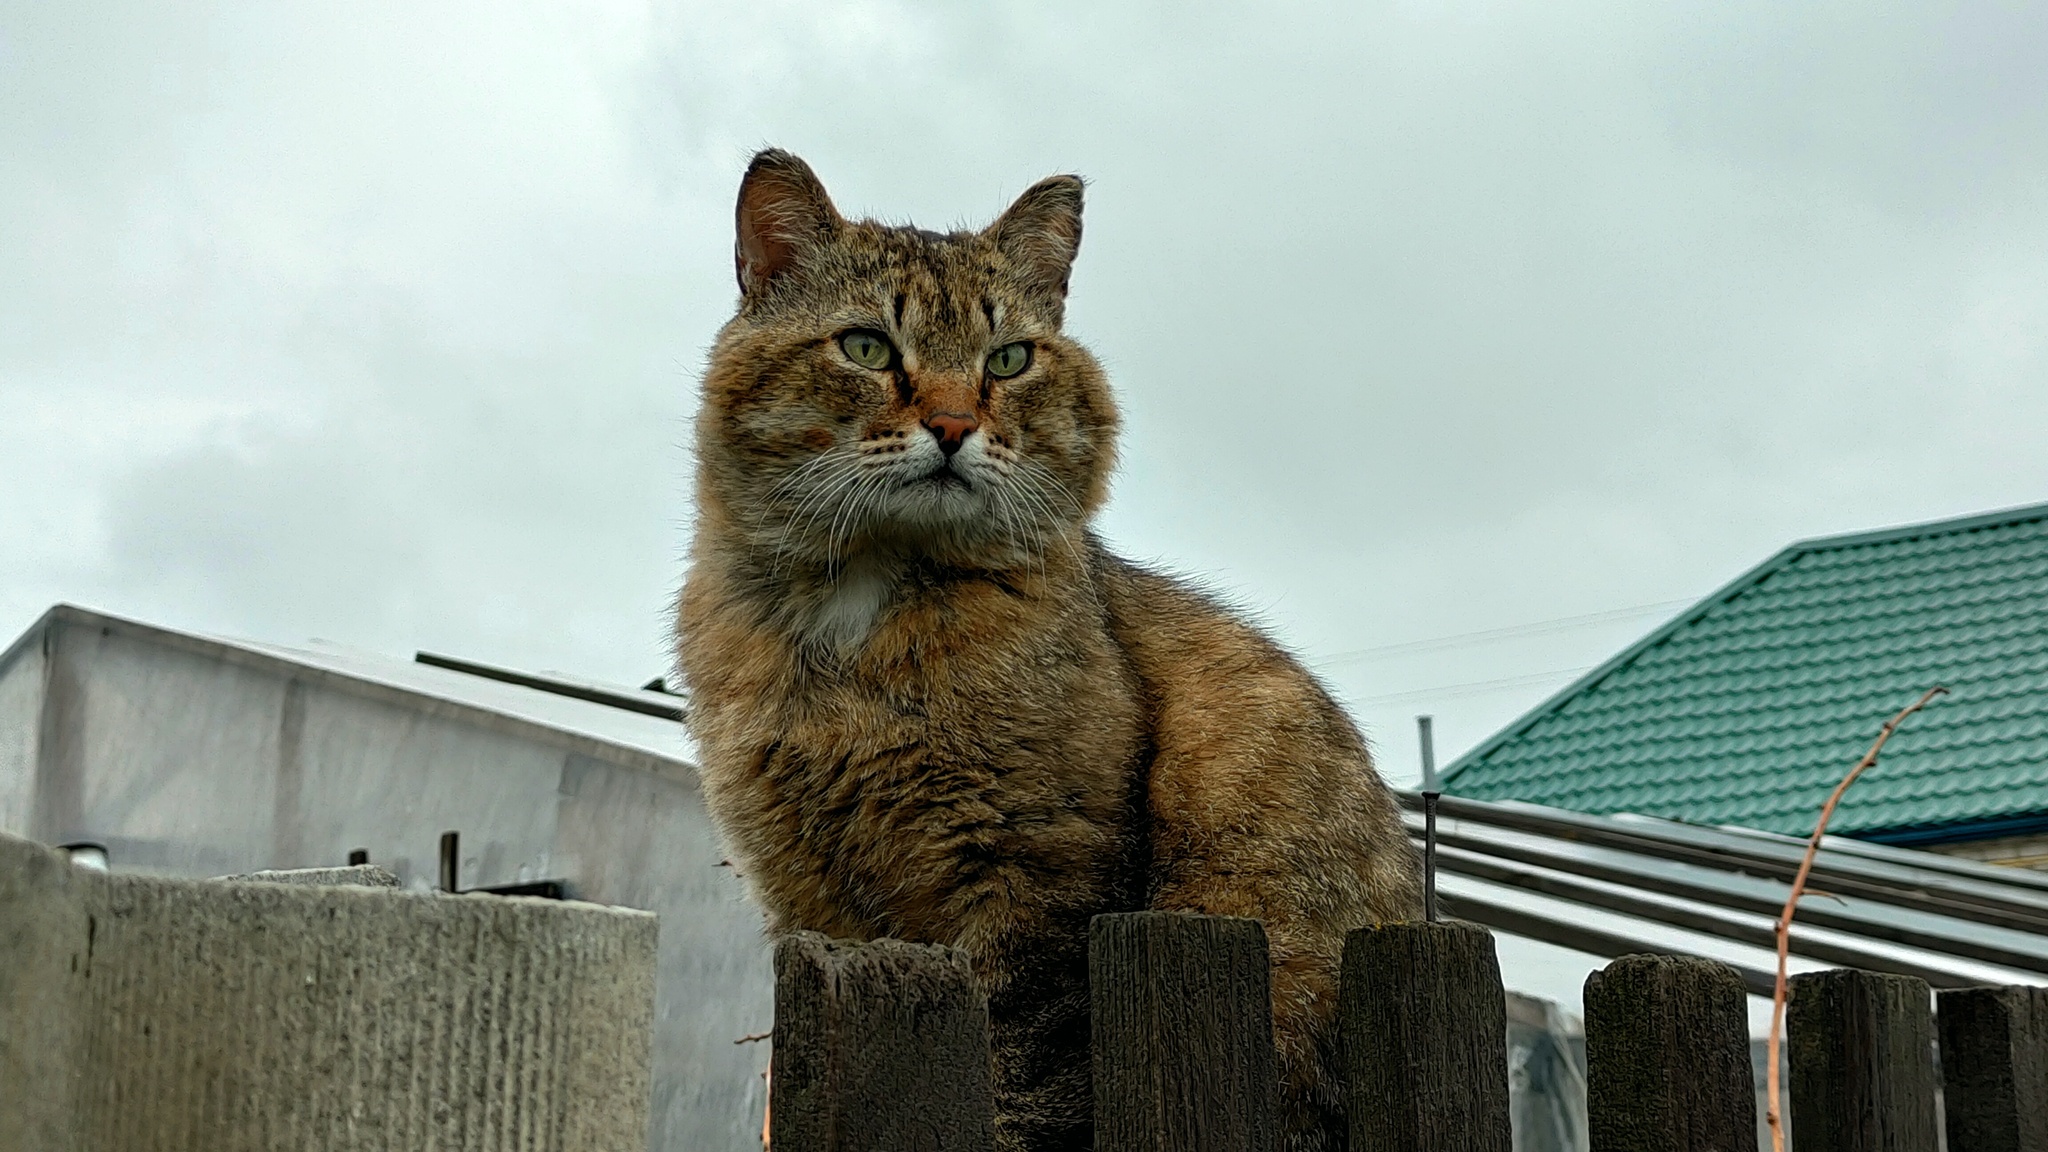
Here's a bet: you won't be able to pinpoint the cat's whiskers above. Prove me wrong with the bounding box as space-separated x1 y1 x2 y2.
1010 487 1067 575
989 460 1058 578
1004 461 1083 566
758 435 1083 587
764 447 847 502
816 468 868 576
765 448 866 538
825 464 895 577
770 469 853 572
1017 457 1085 519
986 482 1039 581
830 471 890 575
965 449 1041 571
771 453 873 581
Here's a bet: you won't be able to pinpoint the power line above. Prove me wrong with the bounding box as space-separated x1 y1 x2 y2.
1317 597 1695 668
1347 665 1596 708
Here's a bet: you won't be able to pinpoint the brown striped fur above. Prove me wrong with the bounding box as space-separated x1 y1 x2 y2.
676 149 1421 1151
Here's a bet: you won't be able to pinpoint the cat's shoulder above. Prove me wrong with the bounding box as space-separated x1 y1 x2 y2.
1087 538 1298 671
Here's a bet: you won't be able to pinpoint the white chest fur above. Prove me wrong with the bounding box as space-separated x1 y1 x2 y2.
802 559 898 652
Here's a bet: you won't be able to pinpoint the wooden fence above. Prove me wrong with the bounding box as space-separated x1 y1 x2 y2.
767 912 2048 1152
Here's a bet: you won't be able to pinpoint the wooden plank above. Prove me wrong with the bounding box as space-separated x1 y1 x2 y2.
1937 984 2048 1152
1583 954 1757 1152
1090 911 1277 1152
771 932 996 1152
1341 920 1512 1152
1788 968 1940 1152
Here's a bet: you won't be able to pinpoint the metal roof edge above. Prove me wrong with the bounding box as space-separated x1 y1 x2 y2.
1438 496 2048 787
1438 540 1809 784
1781 497 2048 556
0 604 61 681
1857 811 2048 848
8 603 699 785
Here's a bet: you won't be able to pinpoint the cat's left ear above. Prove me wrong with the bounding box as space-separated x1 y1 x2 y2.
987 175 1084 299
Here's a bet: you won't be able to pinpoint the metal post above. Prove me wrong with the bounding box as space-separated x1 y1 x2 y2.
1418 715 1437 792
1423 796 1440 924
1418 716 1440 924
439 831 459 893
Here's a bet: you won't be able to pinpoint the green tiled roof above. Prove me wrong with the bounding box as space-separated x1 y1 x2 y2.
1441 502 2048 843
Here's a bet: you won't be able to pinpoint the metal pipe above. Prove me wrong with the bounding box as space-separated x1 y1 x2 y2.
1423 792 1440 923
1418 716 1439 923
1417 715 1436 792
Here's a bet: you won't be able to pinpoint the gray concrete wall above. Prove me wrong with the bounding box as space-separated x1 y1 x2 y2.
0 830 89 1152
0 626 41 835
1 832 657 1152
0 606 772 1152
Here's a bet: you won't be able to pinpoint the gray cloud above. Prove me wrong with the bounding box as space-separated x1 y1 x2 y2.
4 0 2045 784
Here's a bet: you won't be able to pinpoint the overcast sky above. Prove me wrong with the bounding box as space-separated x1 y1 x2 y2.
6 1 2046 787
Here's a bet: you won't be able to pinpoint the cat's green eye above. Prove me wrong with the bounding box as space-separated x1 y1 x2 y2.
986 342 1031 379
840 330 895 371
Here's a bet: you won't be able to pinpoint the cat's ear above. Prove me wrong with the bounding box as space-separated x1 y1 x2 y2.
987 175 1084 298
735 149 842 297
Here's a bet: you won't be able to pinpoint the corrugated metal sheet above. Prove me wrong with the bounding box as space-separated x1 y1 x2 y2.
1411 790 2048 996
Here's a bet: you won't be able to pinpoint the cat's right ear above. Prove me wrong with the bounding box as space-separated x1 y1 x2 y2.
735 149 841 297
988 175 1084 299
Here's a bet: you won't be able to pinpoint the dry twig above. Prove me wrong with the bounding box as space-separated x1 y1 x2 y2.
1764 686 1947 1152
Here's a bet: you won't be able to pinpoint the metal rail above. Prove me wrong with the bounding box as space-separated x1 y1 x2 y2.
1429 842 2000 989
1434 885 1778 998
1398 792 2048 935
415 651 686 722
1401 815 2048 975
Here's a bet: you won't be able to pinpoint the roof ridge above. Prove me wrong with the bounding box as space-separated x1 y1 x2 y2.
1784 498 2048 555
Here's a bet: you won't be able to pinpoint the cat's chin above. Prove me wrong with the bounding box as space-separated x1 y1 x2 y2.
849 504 1042 568
877 474 985 527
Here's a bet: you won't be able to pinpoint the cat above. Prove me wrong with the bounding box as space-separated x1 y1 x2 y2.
676 148 1422 1152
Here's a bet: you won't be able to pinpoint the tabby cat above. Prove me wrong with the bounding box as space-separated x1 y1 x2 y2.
676 149 1422 1151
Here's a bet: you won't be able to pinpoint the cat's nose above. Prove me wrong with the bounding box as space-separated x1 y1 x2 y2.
923 412 979 457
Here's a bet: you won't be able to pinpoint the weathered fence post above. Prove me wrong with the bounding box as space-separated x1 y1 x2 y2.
1341 920 1512 1152
1090 911 1277 1152
1936 984 2048 1152
1583 954 1756 1152
771 932 996 1152
1788 969 1939 1152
